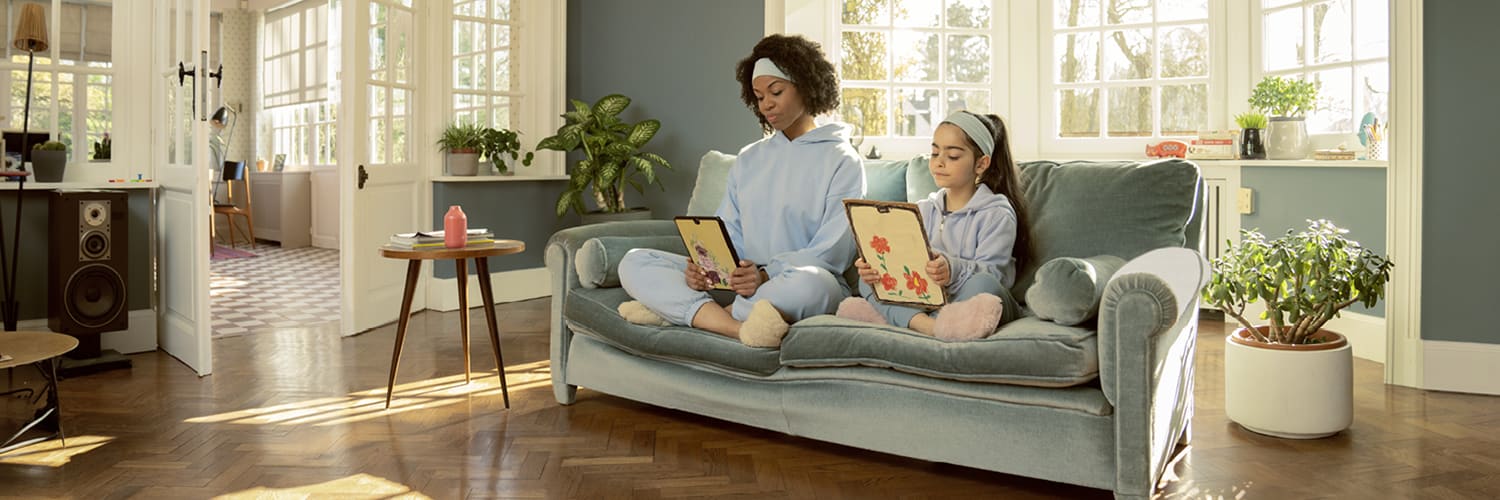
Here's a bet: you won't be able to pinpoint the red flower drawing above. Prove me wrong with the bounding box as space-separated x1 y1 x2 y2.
904 269 929 296
880 273 897 291
871 235 891 255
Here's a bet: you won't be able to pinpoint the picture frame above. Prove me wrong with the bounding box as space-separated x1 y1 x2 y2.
844 199 946 309
673 216 741 291
272 153 286 172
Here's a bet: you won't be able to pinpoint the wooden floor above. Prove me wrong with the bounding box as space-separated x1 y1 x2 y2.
2 299 1499 499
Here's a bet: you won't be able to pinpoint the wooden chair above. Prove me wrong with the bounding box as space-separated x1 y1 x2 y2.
212 161 255 249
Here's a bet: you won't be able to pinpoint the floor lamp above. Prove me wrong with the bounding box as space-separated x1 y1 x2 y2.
0 4 48 331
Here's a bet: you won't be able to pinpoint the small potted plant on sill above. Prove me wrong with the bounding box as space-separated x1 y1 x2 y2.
480 127 534 176
31 140 67 182
536 93 671 223
1249 75 1320 160
1202 219 1393 439
91 133 111 161
437 121 486 176
1234 112 1268 160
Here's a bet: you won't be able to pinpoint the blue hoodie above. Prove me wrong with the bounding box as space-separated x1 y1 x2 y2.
919 184 1020 290
718 122 864 282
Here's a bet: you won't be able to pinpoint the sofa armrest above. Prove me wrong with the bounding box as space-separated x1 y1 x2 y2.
546 220 677 404
1096 247 1209 498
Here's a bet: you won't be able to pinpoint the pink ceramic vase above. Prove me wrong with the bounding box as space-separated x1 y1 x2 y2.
444 205 467 248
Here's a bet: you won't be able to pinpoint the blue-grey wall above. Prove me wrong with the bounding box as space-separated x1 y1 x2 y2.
2 188 152 321
1422 1 1500 344
1240 167 1386 317
566 0 766 218
430 182 580 279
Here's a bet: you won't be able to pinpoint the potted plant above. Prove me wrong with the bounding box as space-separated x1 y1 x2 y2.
1202 220 1393 439
437 121 486 176
31 140 67 182
92 133 111 161
1249 75 1320 160
1234 112 1267 160
479 127 534 176
536 94 671 223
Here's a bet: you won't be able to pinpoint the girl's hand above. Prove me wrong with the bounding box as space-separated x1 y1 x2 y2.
728 260 765 297
927 253 951 287
855 258 880 285
685 260 712 291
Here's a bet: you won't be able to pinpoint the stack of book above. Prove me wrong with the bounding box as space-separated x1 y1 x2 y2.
389 228 494 250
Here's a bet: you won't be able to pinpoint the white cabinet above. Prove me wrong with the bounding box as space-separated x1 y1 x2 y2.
248 171 312 248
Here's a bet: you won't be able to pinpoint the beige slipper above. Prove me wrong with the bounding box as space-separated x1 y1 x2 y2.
618 300 670 326
738 300 790 348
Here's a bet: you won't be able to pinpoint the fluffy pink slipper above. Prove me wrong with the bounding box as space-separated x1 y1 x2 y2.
932 293 1004 341
836 297 889 326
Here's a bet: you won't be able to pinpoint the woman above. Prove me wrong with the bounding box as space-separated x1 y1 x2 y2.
617 34 863 348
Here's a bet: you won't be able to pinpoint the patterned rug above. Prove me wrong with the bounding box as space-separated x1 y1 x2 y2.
211 244 257 260
211 242 341 338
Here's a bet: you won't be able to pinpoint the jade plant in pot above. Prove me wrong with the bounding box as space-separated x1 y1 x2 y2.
437 121 486 176
1249 75 1320 160
1202 220 1393 439
1234 112 1268 160
536 93 671 223
31 140 68 182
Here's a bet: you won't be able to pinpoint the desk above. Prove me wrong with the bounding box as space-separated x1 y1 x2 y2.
378 241 524 409
0 331 78 454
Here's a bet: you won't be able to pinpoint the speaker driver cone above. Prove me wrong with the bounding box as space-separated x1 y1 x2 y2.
65 263 126 328
81 230 109 260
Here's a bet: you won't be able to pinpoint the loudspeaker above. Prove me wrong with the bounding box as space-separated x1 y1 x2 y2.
49 190 129 359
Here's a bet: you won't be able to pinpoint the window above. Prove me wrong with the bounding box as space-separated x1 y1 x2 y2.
2 0 113 161
1257 0 1387 134
263 0 334 169
1046 0 1210 142
836 0 995 140
452 0 515 129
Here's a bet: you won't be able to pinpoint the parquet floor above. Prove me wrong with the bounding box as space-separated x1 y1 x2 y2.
2 299 1499 499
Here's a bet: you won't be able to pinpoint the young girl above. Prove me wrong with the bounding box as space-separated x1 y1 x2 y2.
837 111 1032 341
616 34 864 348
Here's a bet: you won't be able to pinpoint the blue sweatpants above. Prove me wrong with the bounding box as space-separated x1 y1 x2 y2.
619 248 847 326
859 272 1020 328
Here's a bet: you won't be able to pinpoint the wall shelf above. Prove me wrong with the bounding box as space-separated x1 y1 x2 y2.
0 180 158 190
432 175 570 183
1190 159 1388 168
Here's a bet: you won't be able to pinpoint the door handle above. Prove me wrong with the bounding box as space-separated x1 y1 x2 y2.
178 61 195 86
358 164 369 190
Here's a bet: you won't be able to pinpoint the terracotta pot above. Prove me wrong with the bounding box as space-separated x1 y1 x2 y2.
1225 326 1352 439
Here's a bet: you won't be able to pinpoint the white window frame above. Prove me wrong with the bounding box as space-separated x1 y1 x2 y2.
261 0 333 171
1 0 116 164
1250 0 1388 142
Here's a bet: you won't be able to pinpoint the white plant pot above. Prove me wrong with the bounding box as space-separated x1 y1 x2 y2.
1224 327 1352 439
1265 116 1310 160
447 152 479 176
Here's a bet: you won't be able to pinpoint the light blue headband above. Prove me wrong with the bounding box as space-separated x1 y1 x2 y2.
941 111 995 157
752 58 793 83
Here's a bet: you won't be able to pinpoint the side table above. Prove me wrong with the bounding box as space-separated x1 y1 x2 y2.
0 331 78 454
378 241 524 409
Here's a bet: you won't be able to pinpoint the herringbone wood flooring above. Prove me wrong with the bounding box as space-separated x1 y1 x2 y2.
2 299 1499 499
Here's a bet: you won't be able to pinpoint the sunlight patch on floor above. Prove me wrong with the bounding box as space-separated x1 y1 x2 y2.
0 435 113 467
185 361 552 427
213 473 432 499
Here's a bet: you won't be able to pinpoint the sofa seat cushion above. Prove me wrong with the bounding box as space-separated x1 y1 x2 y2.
780 315 1099 387
565 287 783 376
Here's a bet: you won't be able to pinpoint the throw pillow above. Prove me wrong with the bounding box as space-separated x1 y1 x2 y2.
903 154 940 202
685 151 735 216
1026 255 1126 326
574 235 684 289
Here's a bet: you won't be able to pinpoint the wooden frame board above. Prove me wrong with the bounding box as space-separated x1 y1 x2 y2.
844 199 946 309
674 216 742 291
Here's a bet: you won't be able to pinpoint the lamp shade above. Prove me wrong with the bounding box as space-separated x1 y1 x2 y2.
12 3 48 53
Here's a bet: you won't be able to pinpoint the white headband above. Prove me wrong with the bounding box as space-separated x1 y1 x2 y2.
752 58 793 83
941 111 995 157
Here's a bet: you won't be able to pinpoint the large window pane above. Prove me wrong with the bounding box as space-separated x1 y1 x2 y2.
1056 32 1100 83
1309 66 1352 134
946 0 991 28
946 35 990 83
893 31 939 82
893 0 940 27
1160 25 1208 78
1264 7 1303 71
1107 86 1151 137
1105 0 1151 25
895 88 939 137
947 89 991 115
1055 0 1101 28
842 31 889 80
841 87 888 137
843 0 889 25
1058 89 1099 137
493 50 511 91
1158 0 1208 22
1355 62 1388 122
1354 0 1387 59
1160 84 1206 135
1103 29 1151 80
1310 0 1352 64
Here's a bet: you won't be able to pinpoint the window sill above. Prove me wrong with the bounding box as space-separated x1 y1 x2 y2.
1190 159 1387 168
432 175 570 182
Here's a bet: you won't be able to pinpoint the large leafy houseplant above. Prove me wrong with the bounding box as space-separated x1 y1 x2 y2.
1249 75 1321 118
1202 220 1393 345
536 94 671 217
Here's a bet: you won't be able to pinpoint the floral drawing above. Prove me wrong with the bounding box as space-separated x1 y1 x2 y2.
691 238 728 288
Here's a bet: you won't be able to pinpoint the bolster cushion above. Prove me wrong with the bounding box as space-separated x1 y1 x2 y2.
1026 255 1126 326
574 235 684 289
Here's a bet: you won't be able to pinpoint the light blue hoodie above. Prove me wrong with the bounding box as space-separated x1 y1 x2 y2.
718 122 864 282
919 184 1020 290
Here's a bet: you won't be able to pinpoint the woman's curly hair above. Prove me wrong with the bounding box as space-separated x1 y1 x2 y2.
735 34 840 132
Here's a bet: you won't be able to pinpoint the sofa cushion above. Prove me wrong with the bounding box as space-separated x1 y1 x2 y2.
1026 255 1126 326
903 155 940 202
686 150 736 216
575 235 684 289
564 287 783 376
779 315 1098 387
861 158 910 202
1013 159 1200 298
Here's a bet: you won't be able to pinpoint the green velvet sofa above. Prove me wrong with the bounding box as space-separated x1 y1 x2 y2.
546 155 1209 499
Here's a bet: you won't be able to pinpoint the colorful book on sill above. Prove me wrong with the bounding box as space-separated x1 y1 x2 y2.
391 228 491 245
387 239 497 250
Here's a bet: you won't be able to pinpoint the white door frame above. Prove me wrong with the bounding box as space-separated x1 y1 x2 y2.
1384 0 1423 388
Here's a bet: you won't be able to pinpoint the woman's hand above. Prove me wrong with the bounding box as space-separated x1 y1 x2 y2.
728 260 765 297
684 259 713 291
855 258 880 285
927 253 951 287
